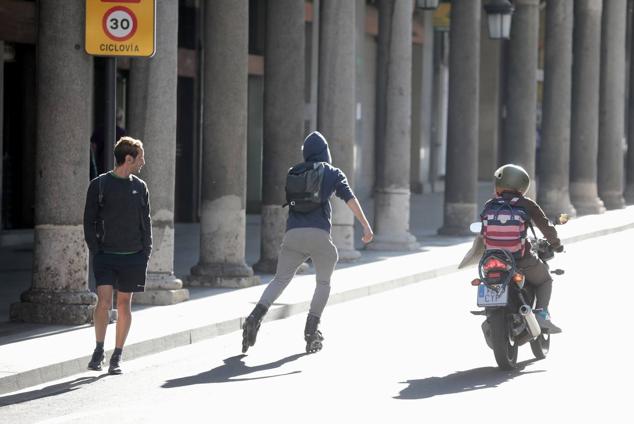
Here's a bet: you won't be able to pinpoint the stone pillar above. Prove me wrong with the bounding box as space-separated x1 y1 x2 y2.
253 0 304 274
570 0 605 215
598 0 627 210
307 0 320 132
536 0 576 219
419 11 434 191
430 31 449 190
0 40 4 235
318 0 360 260
10 0 96 324
479 12 501 180
410 12 424 194
627 3 634 204
438 0 480 236
369 0 419 251
20 47 36 227
188 0 259 288
354 0 377 204
500 0 539 198
128 0 189 304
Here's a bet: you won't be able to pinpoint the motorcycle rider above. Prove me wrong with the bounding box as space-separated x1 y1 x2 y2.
481 164 563 334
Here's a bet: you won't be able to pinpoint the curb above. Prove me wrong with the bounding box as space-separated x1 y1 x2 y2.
1 220 633 396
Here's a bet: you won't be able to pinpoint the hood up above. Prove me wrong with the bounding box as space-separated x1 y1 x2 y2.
302 131 332 163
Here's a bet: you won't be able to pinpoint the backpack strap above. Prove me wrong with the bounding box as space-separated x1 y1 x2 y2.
510 196 537 238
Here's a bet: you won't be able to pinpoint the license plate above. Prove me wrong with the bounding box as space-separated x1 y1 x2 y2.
477 283 508 307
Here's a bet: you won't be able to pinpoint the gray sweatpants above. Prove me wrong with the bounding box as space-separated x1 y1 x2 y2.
258 228 338 318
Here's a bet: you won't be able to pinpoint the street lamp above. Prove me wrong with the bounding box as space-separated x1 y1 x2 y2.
415 0 440 10
484 0 514 40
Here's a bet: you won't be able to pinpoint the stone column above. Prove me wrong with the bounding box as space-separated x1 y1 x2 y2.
598 0 627 210
438 0 480 236
570 0 605 215
188 0 259 288
536 0 576 219
500 0 539 198
10 0 96 324
128 0 189 304
430 31 449 190
410 12 424 194
253 0 304 273
479 11 501 180
0 40 4 235
627 2 634 204
419 11 434 191
369 0 418 251
317 0 359 260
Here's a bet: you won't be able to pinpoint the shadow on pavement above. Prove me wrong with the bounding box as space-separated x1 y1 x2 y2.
0 374 109 407
394 360 544 400
161 353 306 388
0 322 92 347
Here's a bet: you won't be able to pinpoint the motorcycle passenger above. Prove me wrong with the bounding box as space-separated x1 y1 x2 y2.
480 164 563 334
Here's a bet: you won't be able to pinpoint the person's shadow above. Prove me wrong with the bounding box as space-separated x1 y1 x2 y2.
394 359 544 400
0 374 109 407
162 353 306 388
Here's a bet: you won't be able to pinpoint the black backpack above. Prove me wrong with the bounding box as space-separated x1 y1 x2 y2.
284 162 326 213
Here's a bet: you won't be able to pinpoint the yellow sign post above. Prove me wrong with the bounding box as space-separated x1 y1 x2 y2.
85 0 156 57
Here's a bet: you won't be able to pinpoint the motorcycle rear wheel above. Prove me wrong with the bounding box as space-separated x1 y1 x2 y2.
530 331 550 359
490 309 519 370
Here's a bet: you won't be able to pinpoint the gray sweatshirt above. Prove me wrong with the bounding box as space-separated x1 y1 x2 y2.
83 172 152 257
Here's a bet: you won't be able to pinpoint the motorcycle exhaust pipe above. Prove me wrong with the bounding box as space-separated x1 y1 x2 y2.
519 304 542 338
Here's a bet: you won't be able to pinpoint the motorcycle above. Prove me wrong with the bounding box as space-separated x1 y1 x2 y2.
464 214 567 370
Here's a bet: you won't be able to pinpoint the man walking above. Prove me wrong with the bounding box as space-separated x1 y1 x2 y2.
242 131 373 354
84 136 152 374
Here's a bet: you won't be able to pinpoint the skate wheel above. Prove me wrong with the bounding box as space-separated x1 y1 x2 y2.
306 341 322 353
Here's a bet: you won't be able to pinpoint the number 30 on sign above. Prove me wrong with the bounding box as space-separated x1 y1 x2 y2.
85 0 156 57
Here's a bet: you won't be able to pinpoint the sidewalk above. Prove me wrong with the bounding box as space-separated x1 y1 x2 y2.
1 186 633 395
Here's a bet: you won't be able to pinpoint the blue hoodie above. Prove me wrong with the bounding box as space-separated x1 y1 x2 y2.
286 131 355 233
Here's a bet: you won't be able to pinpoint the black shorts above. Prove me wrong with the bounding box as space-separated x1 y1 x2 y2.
94 251 148 293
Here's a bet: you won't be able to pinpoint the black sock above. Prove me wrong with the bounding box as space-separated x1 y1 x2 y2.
95 341 104 352
113 347 123 357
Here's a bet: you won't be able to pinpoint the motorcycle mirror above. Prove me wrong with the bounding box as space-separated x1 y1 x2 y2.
469 222 482 233
557 213 569 225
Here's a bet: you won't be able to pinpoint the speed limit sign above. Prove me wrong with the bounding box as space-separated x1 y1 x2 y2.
85 0 155 57
103 7 138 41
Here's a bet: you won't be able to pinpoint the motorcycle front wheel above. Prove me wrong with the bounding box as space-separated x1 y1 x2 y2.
530 331 550 359
490 309 519 370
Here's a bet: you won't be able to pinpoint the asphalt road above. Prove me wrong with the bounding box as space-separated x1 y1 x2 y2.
1 229 633 424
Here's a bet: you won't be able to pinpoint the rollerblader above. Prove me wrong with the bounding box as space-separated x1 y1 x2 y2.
242 131 373 353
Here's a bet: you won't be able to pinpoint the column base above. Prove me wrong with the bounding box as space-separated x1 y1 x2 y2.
572 200 606 216
10 289 97 325
132 272 189 305
337 248 362 262
367 233 419 251
599 191 626 210
331 222 360 262
438 202 477 236
253 258 278 274
537 188 577 220
253 258 310 275
624 184 634 205
133 289 190 305
437 225 474 236
570 182 606 215
187 262 261 288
